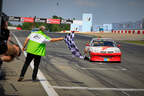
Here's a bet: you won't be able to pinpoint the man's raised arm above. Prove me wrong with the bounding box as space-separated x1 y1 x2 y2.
50 37 64 42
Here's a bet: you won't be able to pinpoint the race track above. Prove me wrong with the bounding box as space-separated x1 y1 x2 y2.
13 31 144 96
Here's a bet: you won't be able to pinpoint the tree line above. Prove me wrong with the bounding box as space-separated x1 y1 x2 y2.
10 15 70 32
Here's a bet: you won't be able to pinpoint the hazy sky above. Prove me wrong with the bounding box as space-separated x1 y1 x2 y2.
2 0 144 25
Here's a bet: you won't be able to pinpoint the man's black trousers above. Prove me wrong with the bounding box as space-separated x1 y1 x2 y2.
20 53 41 80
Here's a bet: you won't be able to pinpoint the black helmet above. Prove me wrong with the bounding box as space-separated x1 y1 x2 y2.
1 12 9 28
1 12 9 23
0 12 9 54
0 12 10 40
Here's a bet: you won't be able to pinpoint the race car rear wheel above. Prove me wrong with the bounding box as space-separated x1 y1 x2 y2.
84 56 89 60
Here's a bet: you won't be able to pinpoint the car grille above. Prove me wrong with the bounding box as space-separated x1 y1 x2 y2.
100 51 107 53
100 51 114 53
107 51 114 53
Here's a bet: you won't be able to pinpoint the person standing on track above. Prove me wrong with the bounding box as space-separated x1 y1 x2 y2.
18 26 64 81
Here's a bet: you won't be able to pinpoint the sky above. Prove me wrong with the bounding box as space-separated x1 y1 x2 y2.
2 0 144 25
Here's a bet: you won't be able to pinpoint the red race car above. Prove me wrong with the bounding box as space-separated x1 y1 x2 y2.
84 38 121 62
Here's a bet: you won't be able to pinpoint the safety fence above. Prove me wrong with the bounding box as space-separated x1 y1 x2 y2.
112 30 144 34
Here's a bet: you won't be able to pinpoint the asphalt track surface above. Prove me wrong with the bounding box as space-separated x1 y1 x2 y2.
13 31 144 96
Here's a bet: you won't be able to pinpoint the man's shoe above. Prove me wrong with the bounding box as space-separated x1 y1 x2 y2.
17 77 24 81
32 78 38 82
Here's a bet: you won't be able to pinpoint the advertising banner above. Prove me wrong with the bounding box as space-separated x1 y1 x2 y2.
73 20 82 25
21 17 34 23
35 18 47 23
70 24 81 31
61 19 73 24
8 16 21 22
47 19 60 24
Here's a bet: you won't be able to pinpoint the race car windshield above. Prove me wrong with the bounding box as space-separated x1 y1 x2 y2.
92 41 114 47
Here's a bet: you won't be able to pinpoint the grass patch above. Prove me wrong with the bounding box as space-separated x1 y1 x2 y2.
123 40 144 45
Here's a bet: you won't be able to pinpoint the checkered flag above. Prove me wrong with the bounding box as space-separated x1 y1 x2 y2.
64 32 84 59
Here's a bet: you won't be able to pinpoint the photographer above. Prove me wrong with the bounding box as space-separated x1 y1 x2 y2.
0 12 21 62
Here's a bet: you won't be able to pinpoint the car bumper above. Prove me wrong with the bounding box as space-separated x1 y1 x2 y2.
90 52 121 62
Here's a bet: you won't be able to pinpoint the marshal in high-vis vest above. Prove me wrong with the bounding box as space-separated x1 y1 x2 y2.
18 26 64 81
26 30 51 56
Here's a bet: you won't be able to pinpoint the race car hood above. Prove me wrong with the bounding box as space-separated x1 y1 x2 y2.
89 46 121 53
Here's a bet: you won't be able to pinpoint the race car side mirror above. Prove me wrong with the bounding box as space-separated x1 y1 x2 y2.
117 44 120 47
86 43 90 46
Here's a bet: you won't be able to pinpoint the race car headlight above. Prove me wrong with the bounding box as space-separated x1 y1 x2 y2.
89 48 94 52
90 48 99 53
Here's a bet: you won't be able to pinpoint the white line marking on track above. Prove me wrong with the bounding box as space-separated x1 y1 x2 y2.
81 67 127 71
52 86 144 91
12 33 59 96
